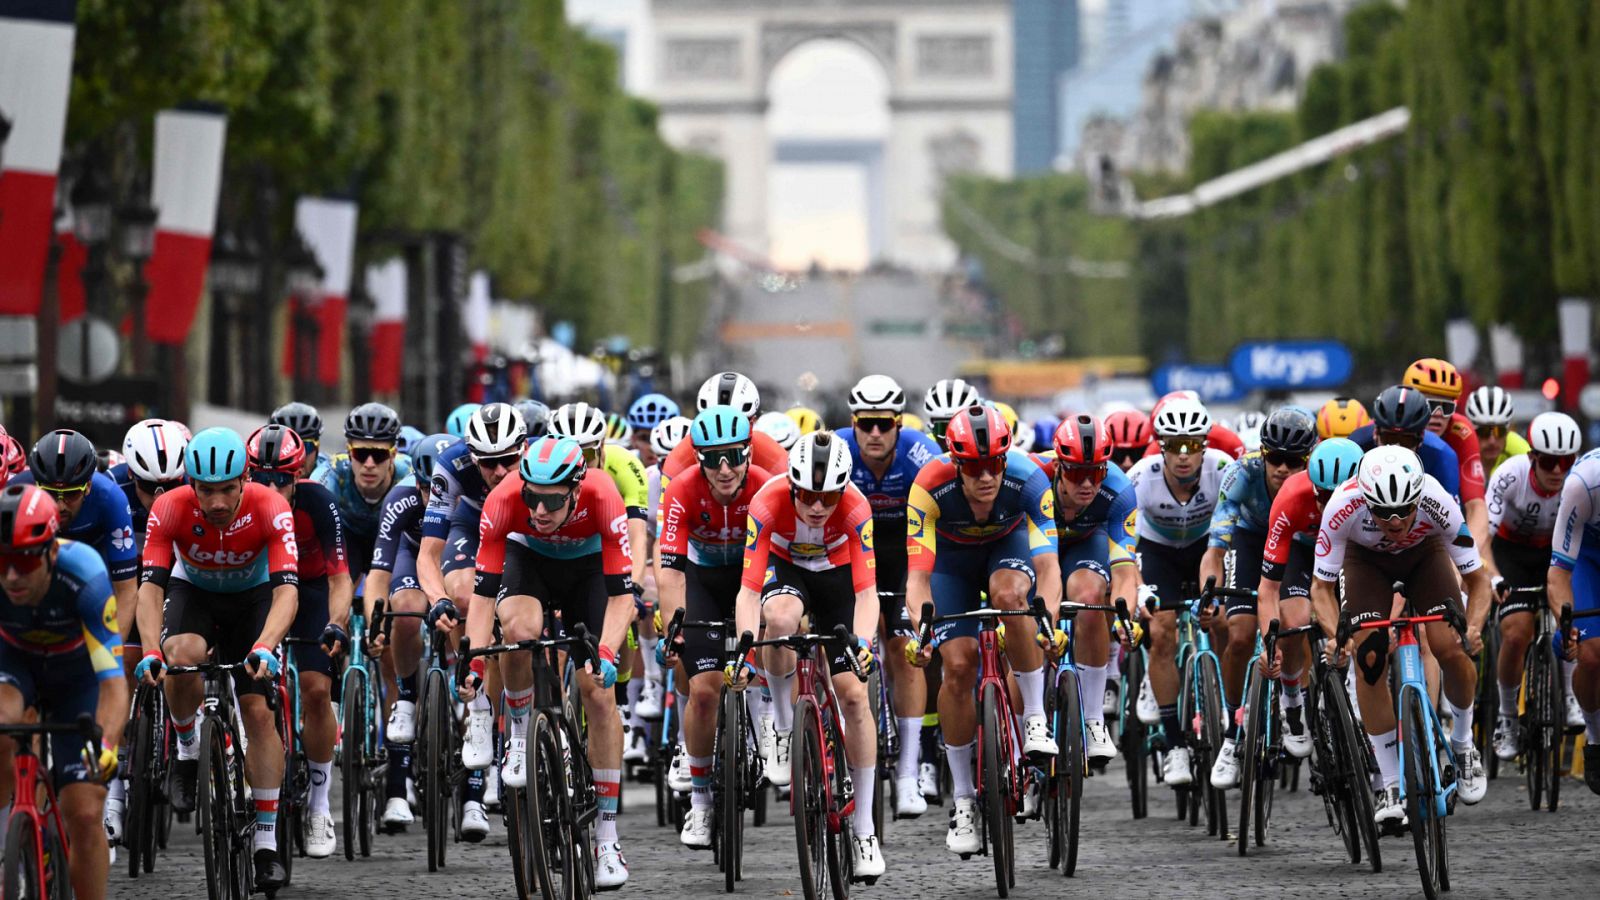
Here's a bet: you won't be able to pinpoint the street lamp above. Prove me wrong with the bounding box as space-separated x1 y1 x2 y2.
118 199 159 373
208 227 263 406
69 169 113 248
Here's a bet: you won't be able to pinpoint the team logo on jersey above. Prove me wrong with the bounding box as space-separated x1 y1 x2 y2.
1123 508 1138 534
110 526 134 553
102 597 118 634
857 519 874 555
192 525 206 537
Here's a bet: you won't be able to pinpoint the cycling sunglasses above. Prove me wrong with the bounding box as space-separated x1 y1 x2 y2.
1474 424 1506 441
350 447 393 465
473 451 520 471
956 456 1007 478
792 487 844 508
249 470 297 488
38 483 89 500
521 484 576 513
853 415 899 435
1425 398 1456 417
1531 451 1576 473
1369 502 1417 523
1262 450 1309 470
1375 429 1421 450
1110 448 1144 467
0 547 49 575
1159 438 1204 456
928 420 951 441
696 445 749 471
134 477 183 497
1056 463 1107 486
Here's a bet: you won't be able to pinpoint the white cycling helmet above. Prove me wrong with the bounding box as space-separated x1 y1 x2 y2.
1464 386 1514 427
789 431 852 493
123 419 191 482
1152 396 1211 438
848 374 906 414
1234 410 1266 433
650 415 692 458
1527 412 1582 456
1357 446 1426 509
464 402 527 456
550 402 609 450
924 378 982 422
754 411 801 450
697 371 761 416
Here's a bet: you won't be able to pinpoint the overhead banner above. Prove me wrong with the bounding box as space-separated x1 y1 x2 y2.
1150 363 1244 403
146 106 228 344
1228 340 1353 390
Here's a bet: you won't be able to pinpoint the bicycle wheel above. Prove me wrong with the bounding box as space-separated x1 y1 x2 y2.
340 666 366 861
1310 666 1359 864
197 718 234 900
1055 670 1084 876
1525 641 1550 811
1121 652 1148 820
1538 639 1564 812
1254 694 1278 848
1237 671 1268 856
125 690 155 878
275 686 299 887
2 811 41 900
792 699 827 900
866 661 887 842
1197 657 1227 840
720 686 746 892
527 713 574 900
503 783 533 900
43 819 69 900
980 683 1012 898
422 668 451 871
1401 691 1441 900
1176 648 1200 826
1475 625 1499 780
827 717 853 900
1336 691 1383 872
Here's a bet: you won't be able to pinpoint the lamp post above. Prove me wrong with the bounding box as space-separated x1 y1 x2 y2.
117 198 159 374
207 226 263 406
68 168 113 386
283 229 323 403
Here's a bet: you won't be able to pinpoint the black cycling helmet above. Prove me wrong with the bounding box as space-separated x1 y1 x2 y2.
29 429 98 488
513 399 552 440
1371 385 1432 436
270 401 324 442
1259 407 1318 456
344 402 402 443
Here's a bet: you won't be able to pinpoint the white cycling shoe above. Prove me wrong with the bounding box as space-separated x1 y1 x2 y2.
1163 746 1193 786
680 808 713 849
636 679 664 719
595 841 629 890
460 801 490 842
946 798 979 855
1136 676 1160 725
382 797 414 829
462 708 495 769
1209 739 1239 789
851 834 885 880
1455 744 1487 804
894 776 927 818
304 813 336 859
1022 716 1056 756
502 736 527 788
387 700 416 743
667 751 693 793
1085 720 1118 762
767 731 793 787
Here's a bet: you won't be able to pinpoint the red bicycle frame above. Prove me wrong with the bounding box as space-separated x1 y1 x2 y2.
0 715 100 894
972 622 1024 818
790 641 855 832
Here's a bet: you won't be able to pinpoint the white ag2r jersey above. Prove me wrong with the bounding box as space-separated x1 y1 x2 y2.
1313 473 1480 582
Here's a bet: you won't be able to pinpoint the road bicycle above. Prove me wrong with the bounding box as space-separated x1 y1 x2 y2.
1303 626 1381 872
1508 585 1564 811
381 609 464 871
273 636 324 884
1235 619 1317 855
1116 625 1153 820
0 713 100 900
122 680 175 877
338 596 389 857
1146 579 1235 838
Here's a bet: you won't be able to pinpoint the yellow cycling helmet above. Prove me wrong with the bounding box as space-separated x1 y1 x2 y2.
900 412 925 434
786 406 823 435
1403 358 1463 400
604 412 630 443
1316 397 1372 439
990 401 1020 437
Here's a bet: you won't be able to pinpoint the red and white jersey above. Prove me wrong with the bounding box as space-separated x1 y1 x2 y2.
1313 474 1480 582
1485 454 1562 547
740 478 876 592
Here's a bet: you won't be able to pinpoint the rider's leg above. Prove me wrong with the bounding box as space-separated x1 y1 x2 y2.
936 638 980 800
1066 568 1112 724
760 589 805 735
240 691 286 850
990 567 1044 719
61 782 111 900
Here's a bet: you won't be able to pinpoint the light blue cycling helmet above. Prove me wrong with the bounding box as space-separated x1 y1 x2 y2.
446 403 481 439
411 433 455 483
519 436 587 486
186 428 248 483
1308 437 1363 492
627 393 680 431
398 425 426 456
692 405 751 448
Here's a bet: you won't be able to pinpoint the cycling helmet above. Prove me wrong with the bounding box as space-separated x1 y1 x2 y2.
754 411 801 450
990 402 1020 437
246 424 307 474
513 400 552 440
446 403 481 439
697 372 761 416
96 448 124 473
269 402 323 442
519 436 587 487
1403 357 1463 400
1053 415 1112 466
1259 407 1318 456
123 419 190 483
1151 397 1210 439
28 430 98 488
550 402 609 450
605 412 631 444
1 434 28 484
1527 412 1582 456
345 402 402 443
788 431 852 493
946 405 1011 461
1234 411 1267 433
924 379 982 423
1371 385 1431 436
1104 410 1152 449
692 405 752 448
1308 438 1363 492
627 393 680 431
0 483 58 552
185 428 248 483
786 407 823 435
650 416 693 457
1316 397 1371 439
411 433 456 482
1464 386 1514 427
398 425 426 456
847 375 906 414
465 403 528 456
1357 446 1425 509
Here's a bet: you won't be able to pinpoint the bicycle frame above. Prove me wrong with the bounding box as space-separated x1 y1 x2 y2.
0 716 98 893
1348 610 1458 818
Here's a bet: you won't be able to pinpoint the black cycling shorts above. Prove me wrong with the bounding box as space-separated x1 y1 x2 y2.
287 576 332 677
1492 536 1548 620
1222 529 1266 617
500 542 611 641
161 580 274 697
681 564 743 677
1281 540 1315 601
1136 536 1207 613
761 557 861 674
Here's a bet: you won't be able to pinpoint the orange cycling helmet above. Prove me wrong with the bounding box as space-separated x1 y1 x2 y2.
1403 358 1463 400
1315 397 1372 439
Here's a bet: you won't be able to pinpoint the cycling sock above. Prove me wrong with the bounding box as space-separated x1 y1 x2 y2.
386 742 412 798
1225 720 1239 742
465 767 486 803
1280 670 1304 706
896 718 922 779
107 776 126 804
688 755 713 810
1079 664 1108 725
922 712 939 727
252 787 280 851
746 685 772 729
945 741 976 800
626 675 643 712
768 668 796 733
595 769 621 843
1584 709 1600 743
1564 659 1577 697
173 713 199 760
1159 704 1184 747
1016 667 1045 719
1449 699 1474 748
676 688 689 744
1498 681 1520 713
307 760 333 816
397 671 418 703
851 766 875 836
641 639 662 681
1371 729 1399 788
505 686 533 740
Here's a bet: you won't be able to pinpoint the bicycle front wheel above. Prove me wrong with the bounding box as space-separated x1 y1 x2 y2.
125 689 156 878
1537 639 1565 812
422 667 451 871
1237 671 1267 856
527 713 574 900
980 682 1013 898
1197 656 1228 840
196 718 234 900
1401 691 1442 900
792 699 827 900
719 686 747 891
340 666 367 860
1053 669 1083 876
1122 651 1149 820
2 811 41 900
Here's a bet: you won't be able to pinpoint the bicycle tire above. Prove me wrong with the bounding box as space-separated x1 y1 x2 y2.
1057 670 1084 876
562 714 597 900
866 662 887 841
828 714 853 900
1526 640 1549 810
197 718 233 900
125 691 154 878
981 682 1012 898
2 810 40 900
1122 651 1148 820
1475 625 1499 780
720 686 745 891
792 699 827 900
1540 639 1564 812
275 683 298 888
1197 656 1227 839
1402 690 1442 900
1255 692 1278 848
340 667 366 861
1311 665 1359 864
43 818 68 900
1237 669 1268 856
528 713 574 900
422 668 450 872
503 783 533 900
1333 676 1382 873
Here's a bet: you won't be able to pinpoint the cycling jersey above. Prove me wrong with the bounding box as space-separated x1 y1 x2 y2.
1313 475 1480 582
840 427 940 591
0 540 121 680
905 450 1057 567
317 452 414 555
370 482 425 574
1485 454 1562 547
292 479 347 580
1125 449 1232 547
9 470 137 582
1349 425 1462 500
646 465 664 536
108 461 156 551
1491 430 1531 473
1142 423 1246 461
599 444 649 520
658 466 774 570
1034 454 1136 559
1551 450 1600 572
141 483 299 593
1208 452 1279 549
422 438 487 540
741 477 876 593
475 468 633 598
1260 472 1323 581
1437 412 1487 502
663 430 788 486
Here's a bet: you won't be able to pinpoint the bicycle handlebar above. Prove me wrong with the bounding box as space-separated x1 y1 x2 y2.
915 596 1053 648
0 712 101 744
455 623 601 688
736 624 868 682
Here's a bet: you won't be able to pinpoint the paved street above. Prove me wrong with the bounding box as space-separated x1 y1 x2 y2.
112 755 1600 899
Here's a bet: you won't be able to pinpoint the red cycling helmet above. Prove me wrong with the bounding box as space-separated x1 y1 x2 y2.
945 405 1011 461
246 424 307 474
1104 410 1152 449
0 433 24 486
0 483 60 552
1053 414 1112 466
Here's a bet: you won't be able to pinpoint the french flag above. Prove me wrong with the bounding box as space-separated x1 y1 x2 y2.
292 197 358 387
464 271 492 403
145 107 227 344
0 0 76 316
1558 299 1591 412
366 258 406 396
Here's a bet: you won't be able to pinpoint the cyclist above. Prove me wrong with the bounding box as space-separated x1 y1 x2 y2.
133 427 300 892
246 424 351 858
755 411 801 450
1203 407 1320 788
902 406 1061 855
628 414 693 736
732 431 884 879
656 406 774 848
627 393 679 467
0 484 125 900
1402 358 1490 551
922 378 983 450
270 401 332 479
1465 385 1529 473
839 375 941 816
661 372 789 480
1485 412 1585 761
550 403 651 599
1036 413 1139 763
445 435 637 888
1312 445 1491 824
1105 409 1152 473
1350 386 1462 499
1142 391 1246 460
318 402 413 578
0 431 25 487
1125 396 1233 785
1551 443 1600 790
1316 397 1372 440
787 406 824 435
446 402 481 439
